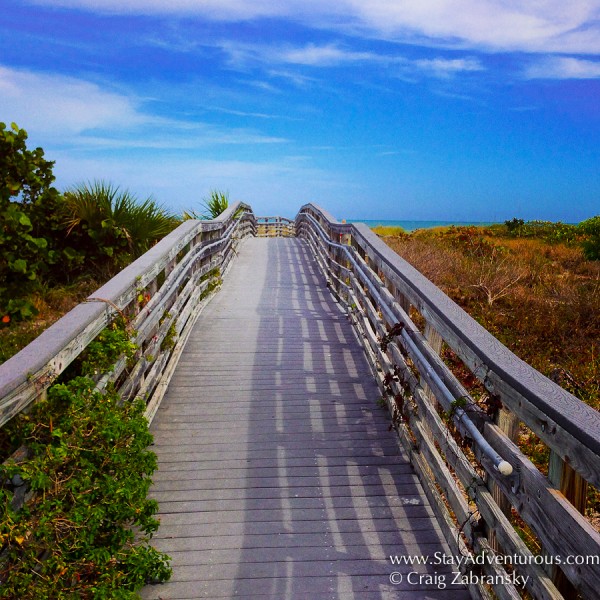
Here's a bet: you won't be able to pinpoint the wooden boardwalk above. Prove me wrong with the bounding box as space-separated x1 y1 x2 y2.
142 238 468 600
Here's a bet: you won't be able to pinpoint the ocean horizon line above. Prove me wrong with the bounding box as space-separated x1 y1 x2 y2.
350 219 498 232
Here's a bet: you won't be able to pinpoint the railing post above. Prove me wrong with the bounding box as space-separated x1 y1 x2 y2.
390 284 411 315
488 407 519 552
546 450 588 598
423 322 443 411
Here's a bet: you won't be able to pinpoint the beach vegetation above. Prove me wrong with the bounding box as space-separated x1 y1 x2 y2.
382 224 599 409
183 189 230 220
578 216 600 260
371 225 407 238
0 375 171 598
0 122 82 322
63 181 180 278
1 124 179 358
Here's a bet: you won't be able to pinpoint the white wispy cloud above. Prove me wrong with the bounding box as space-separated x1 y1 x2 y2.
342 0 600 53
278 43 380 66
0 65 144 135
524 56 600 79
207 106 302 121
267 69 317 87
0 65 288 148
29 0 600 54
218 40 484 80
414 57 483 77
218 40 381 69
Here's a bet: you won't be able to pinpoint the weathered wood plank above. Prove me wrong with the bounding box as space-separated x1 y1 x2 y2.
163 543 444 566
155 494 427 514
143 578 470 600
150 529 452 552
152 517 448 538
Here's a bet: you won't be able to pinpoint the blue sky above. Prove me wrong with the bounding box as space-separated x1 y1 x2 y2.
1 1 599 221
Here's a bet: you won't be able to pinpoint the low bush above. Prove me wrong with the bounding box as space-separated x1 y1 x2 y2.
579 216 600 260
0 377 171 598
64 181 180 279
503 215 599 258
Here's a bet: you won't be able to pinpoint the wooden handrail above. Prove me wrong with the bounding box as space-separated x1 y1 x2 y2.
0 202 257 428
296 203 600 600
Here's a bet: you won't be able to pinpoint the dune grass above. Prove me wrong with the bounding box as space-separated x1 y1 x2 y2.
380 224 600 528
371 225 407 237
382 227 599 408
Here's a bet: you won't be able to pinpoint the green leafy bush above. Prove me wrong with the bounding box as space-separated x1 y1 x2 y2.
0 377 171 598
0 122 82 321
64 181 179 278
579 216 600 260
502 218 578 245
81 318 137 377
504 218 525 235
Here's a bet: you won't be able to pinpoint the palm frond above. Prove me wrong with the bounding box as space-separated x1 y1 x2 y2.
64 180 179 256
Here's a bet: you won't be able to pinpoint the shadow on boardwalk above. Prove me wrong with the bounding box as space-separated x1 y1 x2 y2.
142 238 470 600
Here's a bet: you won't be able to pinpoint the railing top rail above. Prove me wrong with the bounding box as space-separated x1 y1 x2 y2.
0 202 252 403
297 203 600 458
255 216 295 223
297 203 342 226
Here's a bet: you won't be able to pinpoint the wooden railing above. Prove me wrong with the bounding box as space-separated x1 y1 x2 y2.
256 216 295 237
0 203 257 428
296 203 600 600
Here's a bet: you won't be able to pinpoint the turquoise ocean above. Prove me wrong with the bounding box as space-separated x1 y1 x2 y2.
354 219 498 233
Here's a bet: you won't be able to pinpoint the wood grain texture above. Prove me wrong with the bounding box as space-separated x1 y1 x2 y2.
142 238 469 600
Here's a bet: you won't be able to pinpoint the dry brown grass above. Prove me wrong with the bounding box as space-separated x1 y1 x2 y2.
384 231 600 409
381 227 600 525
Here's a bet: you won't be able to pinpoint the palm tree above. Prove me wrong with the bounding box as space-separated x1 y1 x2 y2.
64 181 179 275
183 190 229 220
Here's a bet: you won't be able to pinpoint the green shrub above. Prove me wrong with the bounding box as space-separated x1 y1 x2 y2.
0 122 82 321
505 218 525 235
0 377 171 598
64 181 179 278
81 318 137 377
579 216 600 260
503 218 578 245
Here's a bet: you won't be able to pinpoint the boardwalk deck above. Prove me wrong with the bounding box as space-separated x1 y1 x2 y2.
142 238 469 600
